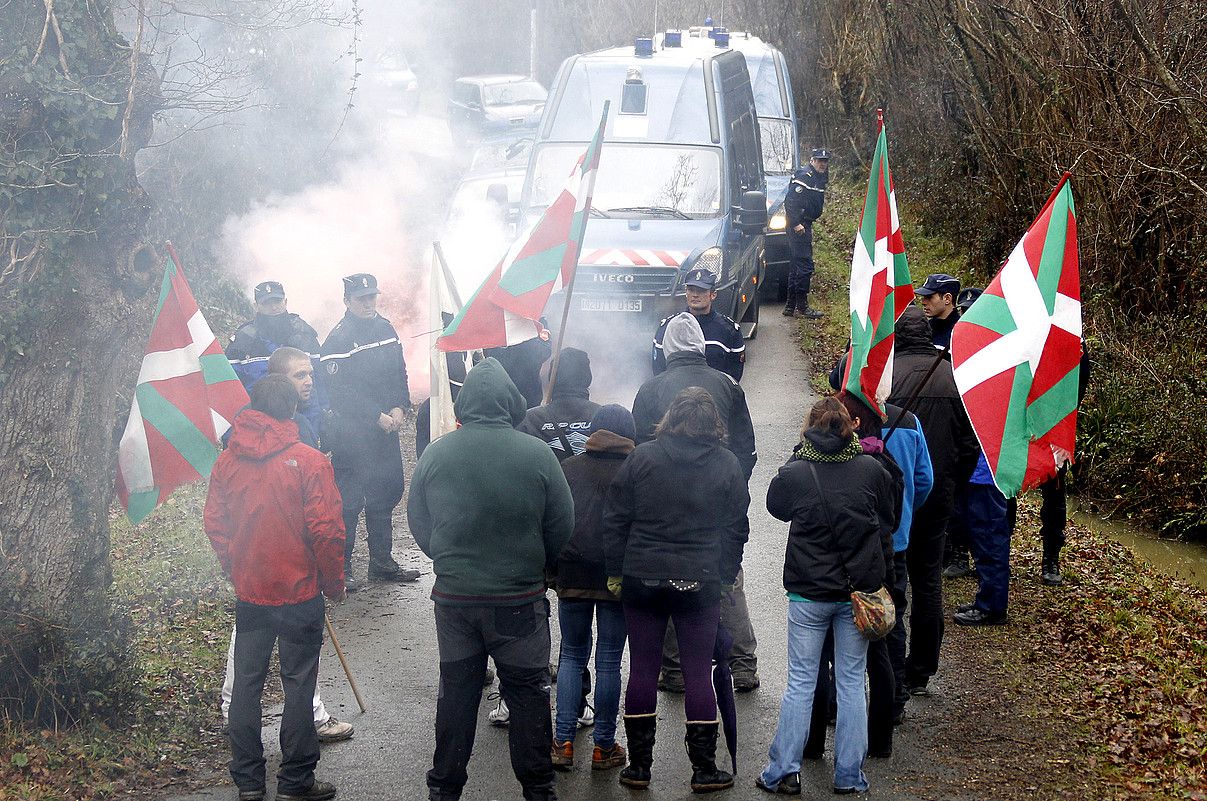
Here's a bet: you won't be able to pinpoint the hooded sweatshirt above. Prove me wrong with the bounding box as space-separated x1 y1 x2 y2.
632 313 757 478
556 430 635 599
407 358 575 605
204 410 345 606
517 347 600 459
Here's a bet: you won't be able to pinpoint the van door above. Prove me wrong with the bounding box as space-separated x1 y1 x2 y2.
716 56 765 324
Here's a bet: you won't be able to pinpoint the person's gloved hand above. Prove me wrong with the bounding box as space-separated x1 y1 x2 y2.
607 576 623 597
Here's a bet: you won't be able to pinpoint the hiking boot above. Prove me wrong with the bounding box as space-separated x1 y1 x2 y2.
315 716 354 742
943 559 974 579
781 294 797 317
733 672 760 693
368 559 421 582
619 714 656 788
487 695 509 727
1042 558 1063 586
550 740 574 770
657 671 685 693
799 305 824 320
953 607 1008 626
592 742 627 770
276 780 337 801
756 773 801 795
685 721 734 793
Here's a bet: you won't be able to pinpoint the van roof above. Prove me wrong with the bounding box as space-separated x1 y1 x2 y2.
671 31 792 120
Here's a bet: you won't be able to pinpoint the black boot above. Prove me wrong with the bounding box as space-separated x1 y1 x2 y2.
798 294 824 319
781 292 797 316
684 722 733 793
1041 555 1062 586
619 714 655 788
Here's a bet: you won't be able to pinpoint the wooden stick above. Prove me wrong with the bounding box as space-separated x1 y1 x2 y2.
324 613 367 713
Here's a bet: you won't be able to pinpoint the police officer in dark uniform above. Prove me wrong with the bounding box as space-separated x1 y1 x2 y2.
651 268 745 382
320 273 418 586
226 281 327 433
782 148 830 319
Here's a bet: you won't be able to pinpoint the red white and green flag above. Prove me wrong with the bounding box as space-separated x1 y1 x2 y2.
951 173 1082 498
438 102 609 351
841 111 914 418
116 250 249 524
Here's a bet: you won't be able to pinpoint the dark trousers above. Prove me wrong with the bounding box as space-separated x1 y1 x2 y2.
946 485 972 564
429 599 555 801
787 226 815 297
661 568 758 680
332 430 406 565
967 483 1011 613
803 626 895 757
1006 466 1068 560
624 586 720 722
886 551 910 713
905 480 954 689
228 596 323 795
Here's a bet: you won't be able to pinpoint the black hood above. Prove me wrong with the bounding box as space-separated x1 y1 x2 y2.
654 431 721 464
803 429 850 454
551 347 592 399
895 306 935 353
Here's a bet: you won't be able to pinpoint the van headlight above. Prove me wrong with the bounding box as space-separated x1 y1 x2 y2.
769 211 787 231
693 247 723 280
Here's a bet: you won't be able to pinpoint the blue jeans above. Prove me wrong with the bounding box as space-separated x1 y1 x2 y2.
555 598 626 746
760 601 869 793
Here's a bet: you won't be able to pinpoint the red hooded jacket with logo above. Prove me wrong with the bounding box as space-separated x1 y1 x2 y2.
204 410 345 605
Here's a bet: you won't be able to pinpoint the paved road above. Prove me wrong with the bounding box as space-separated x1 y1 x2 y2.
171 308 961 801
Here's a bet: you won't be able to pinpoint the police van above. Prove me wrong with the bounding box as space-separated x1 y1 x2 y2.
521 32 768 372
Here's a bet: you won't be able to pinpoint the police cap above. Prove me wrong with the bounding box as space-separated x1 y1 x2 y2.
342 273 380 298
254 281 286 302
683 268 717 290
810 148 832 161
915 273 961 298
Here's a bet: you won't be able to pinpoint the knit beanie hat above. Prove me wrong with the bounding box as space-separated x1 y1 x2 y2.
589 404 637 441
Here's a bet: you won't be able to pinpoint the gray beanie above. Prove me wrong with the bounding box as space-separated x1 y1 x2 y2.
663 312 706 357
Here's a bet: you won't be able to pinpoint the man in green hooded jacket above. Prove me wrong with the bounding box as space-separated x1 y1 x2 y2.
408 357 574 801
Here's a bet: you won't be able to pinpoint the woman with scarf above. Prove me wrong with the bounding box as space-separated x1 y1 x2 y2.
757 397 896 796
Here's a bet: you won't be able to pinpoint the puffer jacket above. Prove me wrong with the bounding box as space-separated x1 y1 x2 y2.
517 348 600 460
204 411 345 605
556 430 635 599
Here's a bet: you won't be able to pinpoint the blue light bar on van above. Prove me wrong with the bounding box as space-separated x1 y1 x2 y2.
634 37 654 57
664 30 682 47
714 30 730 47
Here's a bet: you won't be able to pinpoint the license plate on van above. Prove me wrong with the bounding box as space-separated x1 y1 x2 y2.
581 297 643 313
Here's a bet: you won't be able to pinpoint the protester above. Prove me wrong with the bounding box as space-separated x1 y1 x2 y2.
320 273 417 587
218 347 352 744
407 358 574 801
486 329 553 410
550 405 636 771
757 396 896 796
603 387 750 793
888 306 979 696
204 375 345 801
518 347 600 460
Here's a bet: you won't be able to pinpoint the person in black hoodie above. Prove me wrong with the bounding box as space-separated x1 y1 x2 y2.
550 405 635 772
887 305 980 695
603 388 750 794
518 348 600 460
757 397 896 797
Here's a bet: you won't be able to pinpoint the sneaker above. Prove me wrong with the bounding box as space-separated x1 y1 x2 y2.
276 780 337 801
577 702 595 728
756 773 801 794
550 740 574 769
906 682 931 697
799 306 824 320
1042 558 1063 586
368 559 421 582
942 560 974 579
487 694 509 727
592 742 627 770
953 607 1008 626
733 673 761 693
315 716 354 743
344 575 363 594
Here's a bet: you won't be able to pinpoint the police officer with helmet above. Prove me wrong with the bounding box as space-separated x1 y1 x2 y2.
651 268 746 382
320 273 418 587
782 148 830 319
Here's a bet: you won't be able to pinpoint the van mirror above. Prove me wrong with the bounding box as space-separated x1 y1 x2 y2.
738 190 768 234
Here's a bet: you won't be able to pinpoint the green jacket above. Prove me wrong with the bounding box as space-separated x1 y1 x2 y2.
407 358 574 605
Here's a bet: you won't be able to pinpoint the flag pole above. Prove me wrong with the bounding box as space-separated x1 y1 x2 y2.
324 613 367 713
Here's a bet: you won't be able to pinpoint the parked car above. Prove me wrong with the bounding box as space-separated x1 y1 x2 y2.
367 51 419 114
447 75 547 147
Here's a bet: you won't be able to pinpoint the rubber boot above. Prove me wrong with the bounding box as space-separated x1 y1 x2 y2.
684 721 733 793
798 293 824 319
781 292 797 316
619 714 656 788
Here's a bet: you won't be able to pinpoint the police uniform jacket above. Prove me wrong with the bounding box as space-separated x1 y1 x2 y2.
631 351 757 479
320 311 410 446
785 165 827 229
652 309 745 382
227 312 322 388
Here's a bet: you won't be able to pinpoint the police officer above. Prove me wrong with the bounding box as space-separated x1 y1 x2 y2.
782 148 830 319
651 268 745 382
320 273 418 586
227 281 327 430
915 273 962 350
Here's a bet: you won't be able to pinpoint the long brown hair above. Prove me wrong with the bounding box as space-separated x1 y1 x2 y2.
801 395 855 441
655 387 727 443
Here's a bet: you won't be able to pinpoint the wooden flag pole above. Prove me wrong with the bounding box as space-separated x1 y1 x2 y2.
324 613 367 713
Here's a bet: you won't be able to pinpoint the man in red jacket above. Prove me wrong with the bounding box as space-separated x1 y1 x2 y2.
205 375 346 801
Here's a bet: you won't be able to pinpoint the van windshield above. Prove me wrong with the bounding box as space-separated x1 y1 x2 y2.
528 143 723 218
759 119 795 175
